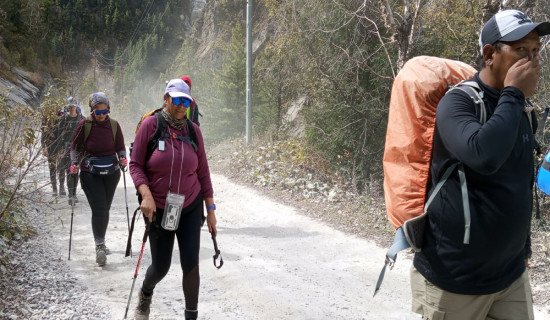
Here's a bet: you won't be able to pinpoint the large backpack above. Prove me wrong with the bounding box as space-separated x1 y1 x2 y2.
374 56 487 296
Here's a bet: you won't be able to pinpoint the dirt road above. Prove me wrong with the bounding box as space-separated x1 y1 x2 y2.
49 173 549 319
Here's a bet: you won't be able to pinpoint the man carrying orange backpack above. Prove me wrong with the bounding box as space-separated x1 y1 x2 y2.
410 9 549 319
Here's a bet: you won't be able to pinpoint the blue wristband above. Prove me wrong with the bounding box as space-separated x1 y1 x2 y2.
207 204 216 211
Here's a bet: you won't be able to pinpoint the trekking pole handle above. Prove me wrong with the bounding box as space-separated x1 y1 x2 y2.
212 232 224 269
118 155 128 172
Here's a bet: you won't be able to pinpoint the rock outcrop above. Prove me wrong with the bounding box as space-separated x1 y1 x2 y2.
0 58 47 108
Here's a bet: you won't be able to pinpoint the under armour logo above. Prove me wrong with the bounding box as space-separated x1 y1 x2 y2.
514 12 532 25
523 134 530 143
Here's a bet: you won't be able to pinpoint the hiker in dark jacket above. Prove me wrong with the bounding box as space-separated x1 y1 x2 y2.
411 9 549 320
70 92 126 267
181 76 201 126
41 106 62 196
57 97 84 204
129 78 217 320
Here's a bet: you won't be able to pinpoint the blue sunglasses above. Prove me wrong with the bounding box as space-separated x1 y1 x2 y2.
94 109 109 115
172 97 192 108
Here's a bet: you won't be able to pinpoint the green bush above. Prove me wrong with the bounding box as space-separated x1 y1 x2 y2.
0 98 45 273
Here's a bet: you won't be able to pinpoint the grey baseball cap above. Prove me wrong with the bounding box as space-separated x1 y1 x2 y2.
164 79 193 100
479 9 550 54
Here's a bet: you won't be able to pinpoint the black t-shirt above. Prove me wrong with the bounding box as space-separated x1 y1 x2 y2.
413 73 536 295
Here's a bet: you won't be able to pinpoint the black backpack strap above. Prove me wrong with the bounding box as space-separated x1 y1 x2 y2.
144 112 200 160
145 112 167 162
185 119 199 152
193 103 201 126
175 135 198 152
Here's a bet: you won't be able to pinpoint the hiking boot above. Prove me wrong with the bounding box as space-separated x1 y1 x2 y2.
185 310 198 319
97 244 110 255
68 196 79 206
134 289 153 320
59 188 66 197
96 244 107 266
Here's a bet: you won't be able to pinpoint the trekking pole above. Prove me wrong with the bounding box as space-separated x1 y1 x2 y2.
123 218 150 319
122 166 132 258
68 183 75 260
122 168 131 234
120 156 130 234
68 165 80 260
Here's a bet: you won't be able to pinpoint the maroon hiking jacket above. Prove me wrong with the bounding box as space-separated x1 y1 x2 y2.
70 114 126 172
129 114 213 209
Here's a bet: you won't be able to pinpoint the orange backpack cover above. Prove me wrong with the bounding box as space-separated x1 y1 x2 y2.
383 56 476 230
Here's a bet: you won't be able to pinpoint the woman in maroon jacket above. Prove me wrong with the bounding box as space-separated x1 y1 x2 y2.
70 92 126 267
130 79 217 320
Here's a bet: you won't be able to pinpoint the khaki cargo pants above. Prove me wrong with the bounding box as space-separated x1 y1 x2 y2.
410 267 534 320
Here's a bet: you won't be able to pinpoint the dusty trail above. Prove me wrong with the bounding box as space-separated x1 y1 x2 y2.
48 172 549 319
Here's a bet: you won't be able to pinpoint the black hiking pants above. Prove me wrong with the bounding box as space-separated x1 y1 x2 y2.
80 170 120 245
47 155 60 192
59 154 78 197
142 194 203 311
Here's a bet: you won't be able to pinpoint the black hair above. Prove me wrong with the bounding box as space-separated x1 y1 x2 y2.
479 42 504 68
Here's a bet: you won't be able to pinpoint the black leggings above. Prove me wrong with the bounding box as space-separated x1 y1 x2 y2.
80 170 121 245
142 194 203 311
59 155 79 197
47 156 60 191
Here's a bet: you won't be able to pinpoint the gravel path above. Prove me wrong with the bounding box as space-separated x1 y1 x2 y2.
1 170 549 319
0 174 418 320
0 203 112 319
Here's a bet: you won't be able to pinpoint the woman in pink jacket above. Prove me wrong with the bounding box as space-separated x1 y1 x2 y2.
130 79 217 320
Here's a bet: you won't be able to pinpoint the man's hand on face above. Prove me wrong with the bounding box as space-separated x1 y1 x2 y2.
504 57 541 98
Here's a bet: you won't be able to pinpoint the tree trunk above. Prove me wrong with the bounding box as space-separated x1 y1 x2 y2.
383 0 426 71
